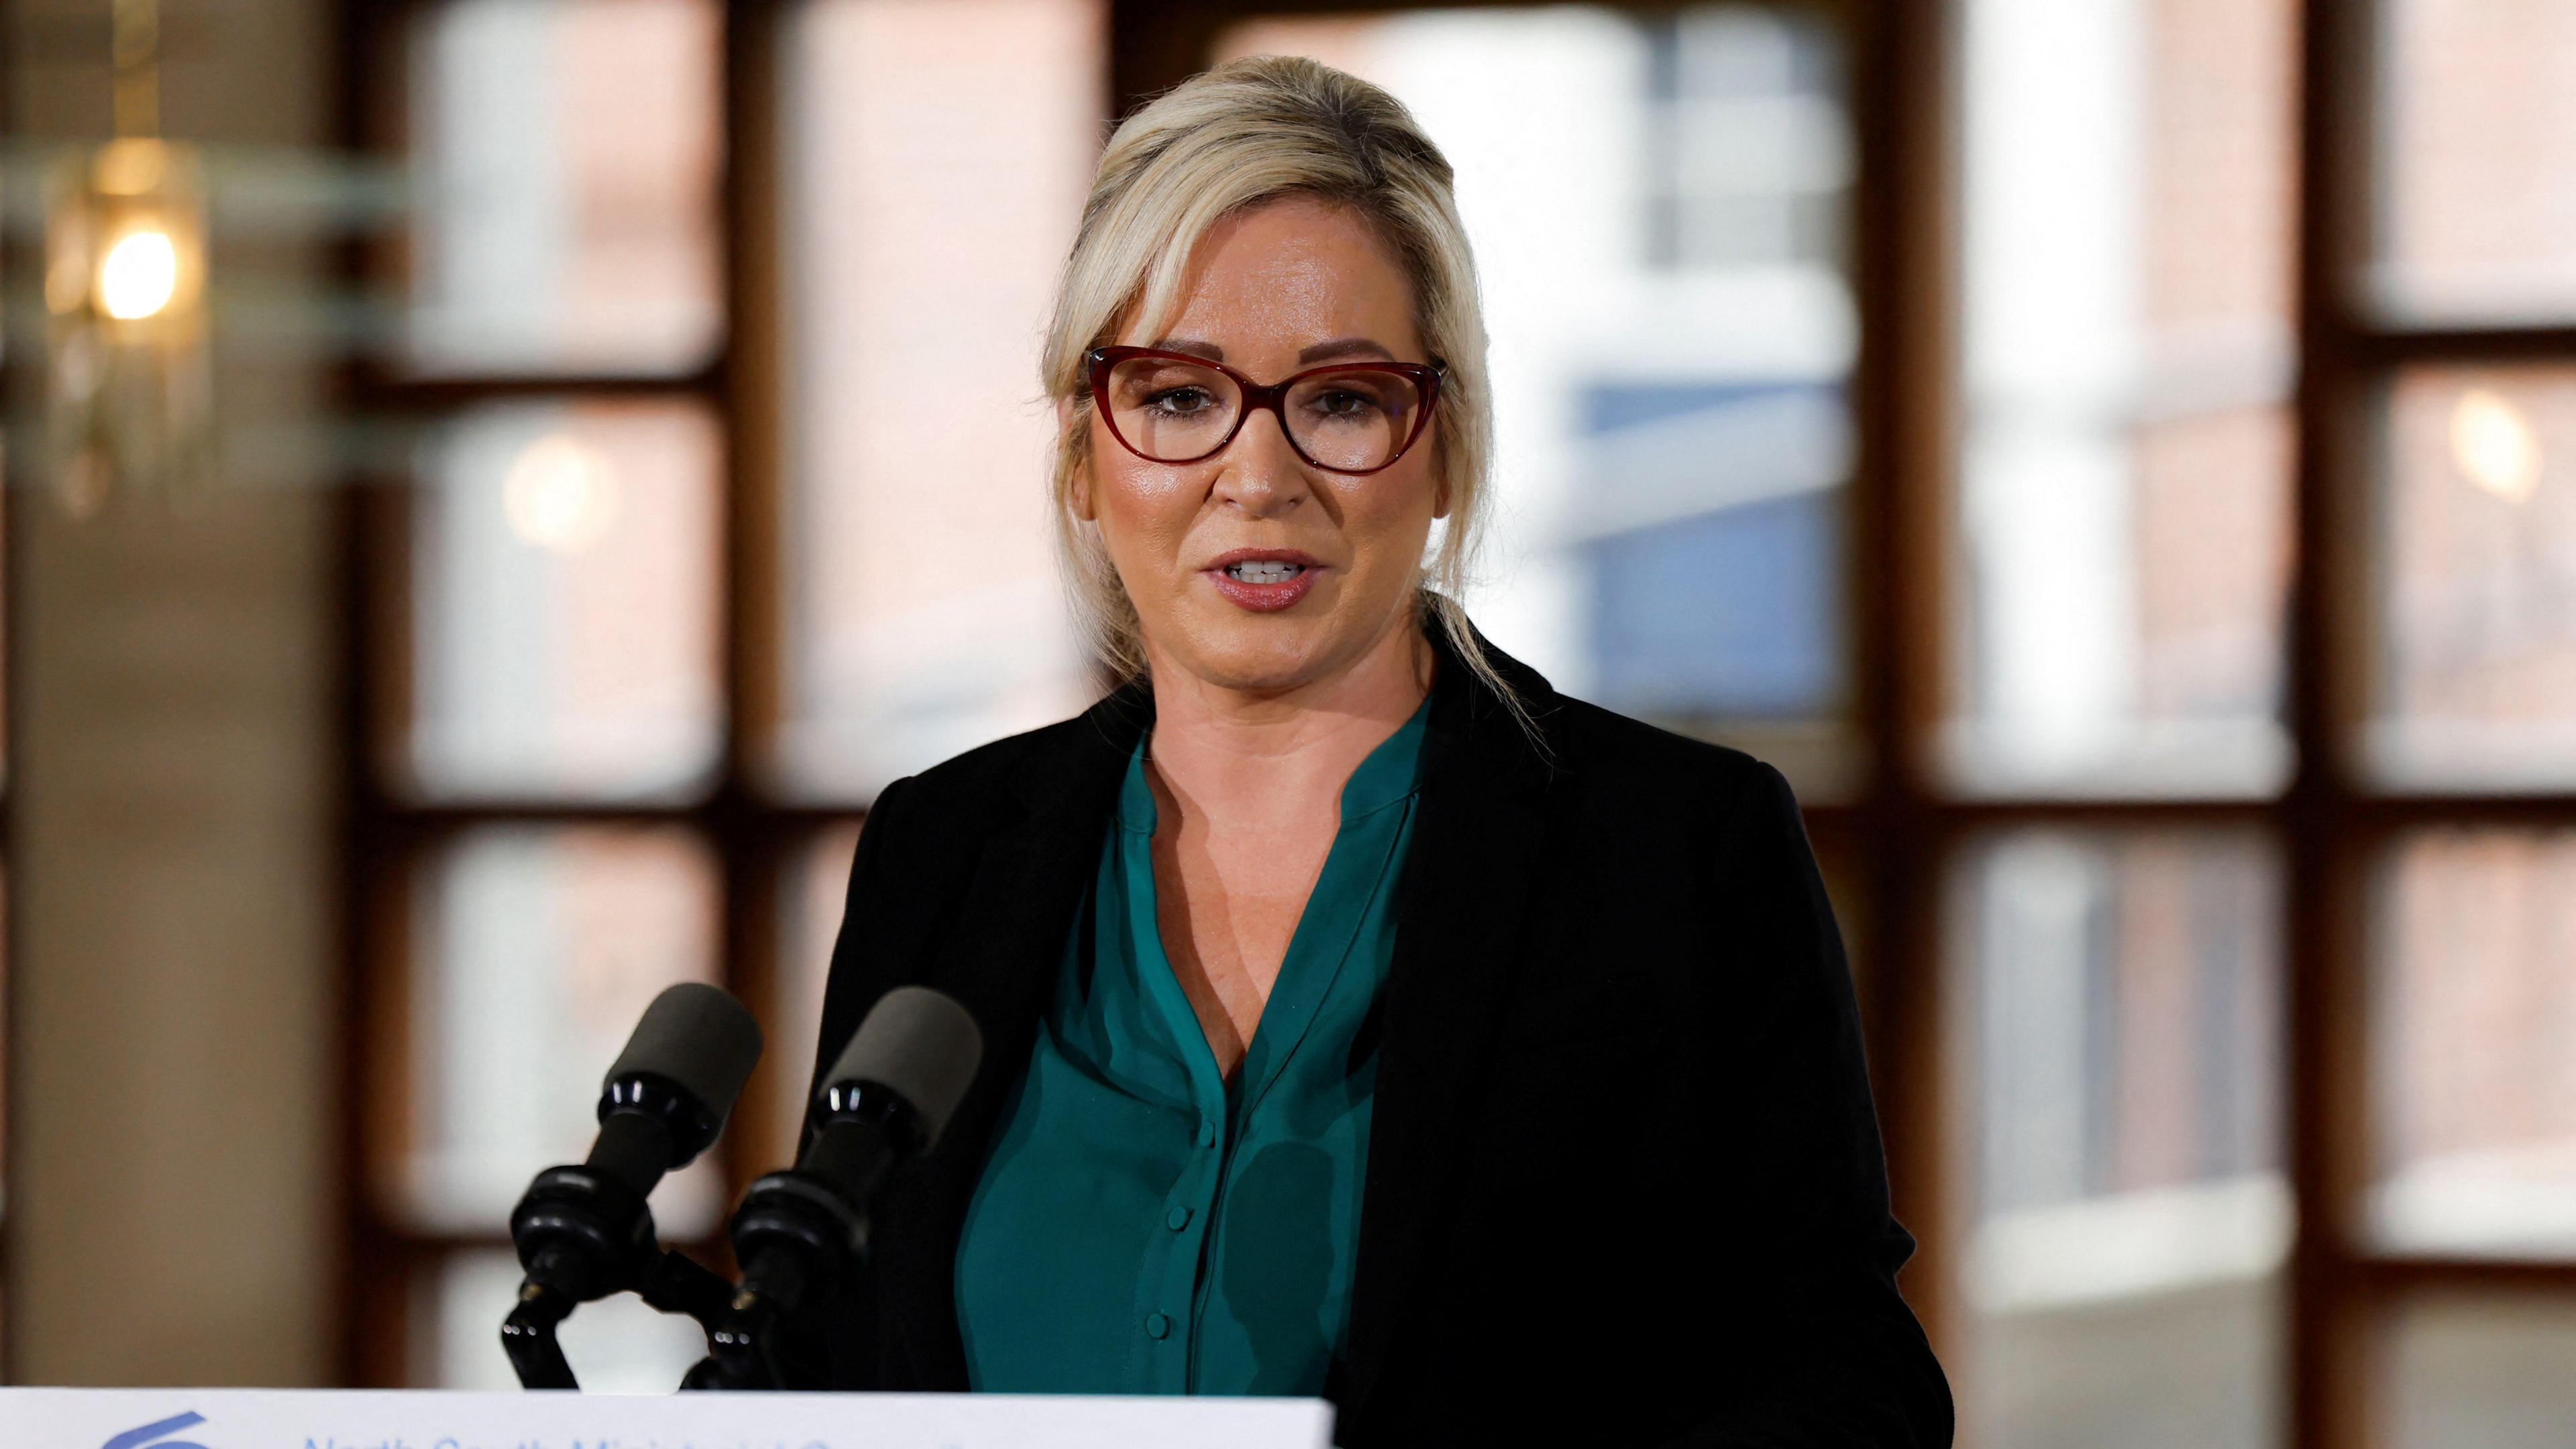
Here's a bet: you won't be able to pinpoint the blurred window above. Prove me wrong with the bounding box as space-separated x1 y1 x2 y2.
402 0 724 376
1950 0 2298 795
773 0 1106 799
2347 14 2576 1419
332 0 2576 1417
2381 1294 2576 1449
2371 0 2576 324
1809 833 1868 997
394 826 725 1238
771 824 865 1165
1951 829 2286 1449
359 0 1114 1391
1642 6 1848 272
1218 4 1862 798
2369 366 2576 790
402 400 725 802
2329 1 2576 1442
368 0 741 1390
2370 830 2576 1258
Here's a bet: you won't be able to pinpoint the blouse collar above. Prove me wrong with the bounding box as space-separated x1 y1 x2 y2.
1114 692 1434 836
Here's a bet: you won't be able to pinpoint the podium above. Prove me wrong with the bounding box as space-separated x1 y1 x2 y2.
1 1386 1337 1448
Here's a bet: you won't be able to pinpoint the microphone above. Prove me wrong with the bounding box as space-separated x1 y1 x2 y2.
504 982 763 1389
583 981 767 1198
692 986 981 1390
795 984 984 1205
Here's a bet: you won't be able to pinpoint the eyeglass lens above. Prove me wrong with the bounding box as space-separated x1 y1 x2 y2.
1102 356 1424 471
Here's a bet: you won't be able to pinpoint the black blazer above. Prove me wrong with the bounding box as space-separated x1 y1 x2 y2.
805 628 1952 1448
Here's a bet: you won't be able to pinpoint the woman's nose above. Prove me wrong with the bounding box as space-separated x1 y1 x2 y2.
1210 407 1311 517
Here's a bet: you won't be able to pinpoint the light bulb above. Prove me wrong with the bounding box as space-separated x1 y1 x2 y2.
502 433 622 553
97 227 180 321
2449 388 2542 504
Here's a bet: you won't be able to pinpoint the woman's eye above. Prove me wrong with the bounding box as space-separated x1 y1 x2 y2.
1312 389 1382 418
1145 386 1216 415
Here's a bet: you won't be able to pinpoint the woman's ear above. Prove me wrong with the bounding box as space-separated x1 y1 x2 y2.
1060 396 1098 521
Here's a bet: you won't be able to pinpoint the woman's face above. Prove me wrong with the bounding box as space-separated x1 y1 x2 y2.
1071 195 1444 696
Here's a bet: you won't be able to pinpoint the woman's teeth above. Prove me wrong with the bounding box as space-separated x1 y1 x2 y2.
1224 560 1306 584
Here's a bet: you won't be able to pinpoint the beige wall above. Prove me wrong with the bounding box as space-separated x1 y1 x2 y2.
5 0 342 1385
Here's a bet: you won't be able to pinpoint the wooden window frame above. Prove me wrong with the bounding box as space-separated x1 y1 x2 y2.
331 3 2576 1440
2285 5 2576 1446
333 0 814 1388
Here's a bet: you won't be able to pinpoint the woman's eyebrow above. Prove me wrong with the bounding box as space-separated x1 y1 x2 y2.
1140 337 1399 365
1297 337 1396 364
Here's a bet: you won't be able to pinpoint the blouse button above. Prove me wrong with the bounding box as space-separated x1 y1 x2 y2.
1196 1118 1218 1148
1165 1204 1193 1232
1144 1312 1173 1340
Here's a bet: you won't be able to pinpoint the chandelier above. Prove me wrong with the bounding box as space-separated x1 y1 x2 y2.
42 0 213 517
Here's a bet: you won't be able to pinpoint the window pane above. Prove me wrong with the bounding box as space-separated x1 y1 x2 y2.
1950 0 2296 795
761 822 861 1167
2369 366 2576 789
774 0 1104 799
403 0 723 375
1950 830 2286 1449
1812 835 1868 998
417 1247 707 1390
394 826 723 1238
2383 1295 2576 1449
2369 830 2576 1257
404 399 724 802
2373 0 2576 323
1215 6 1863 799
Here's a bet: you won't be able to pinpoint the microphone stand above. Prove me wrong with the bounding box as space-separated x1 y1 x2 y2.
678 1162 876 1391
504 1094 743 1389
502 1238 739 1389
497 981 766 1391
678 1081 918 1391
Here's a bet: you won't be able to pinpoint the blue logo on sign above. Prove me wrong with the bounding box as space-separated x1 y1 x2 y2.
103 1411 209 1449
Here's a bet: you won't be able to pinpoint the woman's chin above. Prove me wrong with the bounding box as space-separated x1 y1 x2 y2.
1162 610 1359 696
1176 638 1336 695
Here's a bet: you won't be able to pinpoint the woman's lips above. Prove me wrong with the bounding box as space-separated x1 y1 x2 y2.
1203 555 1322 612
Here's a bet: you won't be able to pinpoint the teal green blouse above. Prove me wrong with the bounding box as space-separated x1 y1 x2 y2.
953 698 1432 1395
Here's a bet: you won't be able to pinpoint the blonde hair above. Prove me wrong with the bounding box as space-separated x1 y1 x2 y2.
1041 54 1521 716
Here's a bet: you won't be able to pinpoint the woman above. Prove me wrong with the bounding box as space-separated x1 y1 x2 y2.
806 55 1951 1446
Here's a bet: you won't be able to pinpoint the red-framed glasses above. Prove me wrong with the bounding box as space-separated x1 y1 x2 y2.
1085 345 1446 475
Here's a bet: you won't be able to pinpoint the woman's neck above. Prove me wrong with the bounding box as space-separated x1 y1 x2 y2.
1140 616 1433 825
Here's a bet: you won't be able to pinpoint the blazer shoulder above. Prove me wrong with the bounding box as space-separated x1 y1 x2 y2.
1545 692 1784 813
873 699 1141 822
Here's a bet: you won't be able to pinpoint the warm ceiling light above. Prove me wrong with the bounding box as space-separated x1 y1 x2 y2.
2449 387 2542 504
97 226 180 321
502 433 622 553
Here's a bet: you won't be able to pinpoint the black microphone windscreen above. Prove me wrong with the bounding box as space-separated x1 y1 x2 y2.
824 986 983 1150
606 981 765 1123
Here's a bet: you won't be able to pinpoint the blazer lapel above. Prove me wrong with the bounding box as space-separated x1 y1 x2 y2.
875 686 1149 1388
1338 639 1558 1426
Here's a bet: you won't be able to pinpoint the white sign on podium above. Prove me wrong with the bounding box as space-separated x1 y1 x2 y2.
0 1387 1337 1449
